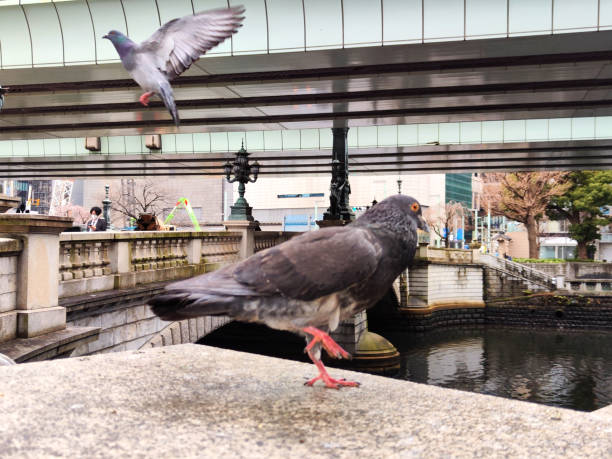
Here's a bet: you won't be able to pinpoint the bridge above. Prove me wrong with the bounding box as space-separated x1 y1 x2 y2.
0 212 562 364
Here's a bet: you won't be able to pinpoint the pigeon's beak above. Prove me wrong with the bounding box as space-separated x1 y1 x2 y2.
417 215 429 233
102 34 109 40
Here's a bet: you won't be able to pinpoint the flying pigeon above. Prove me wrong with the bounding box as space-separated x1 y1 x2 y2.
104 7 245 126
149 195 427 389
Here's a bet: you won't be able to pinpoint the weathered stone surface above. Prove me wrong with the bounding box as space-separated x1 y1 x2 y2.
0 344 611 457
88 330 113 353
0 291 16 314
16 307 66 338
100 309 127 329
0 255 17 276
0 311 17 343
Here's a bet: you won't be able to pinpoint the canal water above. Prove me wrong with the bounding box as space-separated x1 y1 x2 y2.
200 323 612 412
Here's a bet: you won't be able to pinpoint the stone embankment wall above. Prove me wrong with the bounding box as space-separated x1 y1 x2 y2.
522 262 612 280
0 238 21 343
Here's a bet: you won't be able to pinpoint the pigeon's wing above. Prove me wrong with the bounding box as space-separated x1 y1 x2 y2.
139 7 245 80
233 227 383 301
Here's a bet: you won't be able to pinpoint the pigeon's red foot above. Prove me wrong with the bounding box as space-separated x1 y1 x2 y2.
305 351 360 389
139 91 155 106
302 326 350 359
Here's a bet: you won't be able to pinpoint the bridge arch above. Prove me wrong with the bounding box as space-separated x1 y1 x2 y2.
141 315 232 349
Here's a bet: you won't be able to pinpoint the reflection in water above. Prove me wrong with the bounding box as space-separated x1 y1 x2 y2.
386 328 612 412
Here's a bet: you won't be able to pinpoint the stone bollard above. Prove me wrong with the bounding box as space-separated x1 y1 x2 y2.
0 214 73 338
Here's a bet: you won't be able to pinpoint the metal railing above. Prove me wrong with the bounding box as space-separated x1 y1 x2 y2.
480 254 556 289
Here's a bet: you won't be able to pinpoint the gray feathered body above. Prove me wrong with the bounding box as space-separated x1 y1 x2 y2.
150 195 424 335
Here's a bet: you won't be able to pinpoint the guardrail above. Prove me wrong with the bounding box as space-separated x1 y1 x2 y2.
480 254 557 289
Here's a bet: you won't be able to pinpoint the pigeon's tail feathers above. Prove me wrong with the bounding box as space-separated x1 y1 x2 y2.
158 83 179 126
149 289 234 321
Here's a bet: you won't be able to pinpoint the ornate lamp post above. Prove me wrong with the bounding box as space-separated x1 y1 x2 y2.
224 142 260 221
102 184 112 227
397 178 402 195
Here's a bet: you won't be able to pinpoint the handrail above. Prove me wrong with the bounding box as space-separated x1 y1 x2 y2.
480 254 556 288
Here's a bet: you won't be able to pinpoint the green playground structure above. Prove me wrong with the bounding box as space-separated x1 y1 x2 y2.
163 198 201 231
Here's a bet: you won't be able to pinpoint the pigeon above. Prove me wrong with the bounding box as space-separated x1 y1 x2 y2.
104 7 245 126
149 195 427 389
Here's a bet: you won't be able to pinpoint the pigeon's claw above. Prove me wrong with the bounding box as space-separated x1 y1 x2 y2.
305 351 360 389
302 326 350 360
139 91 155 107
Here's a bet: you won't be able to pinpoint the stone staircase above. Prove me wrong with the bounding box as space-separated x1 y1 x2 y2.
480 254 557 292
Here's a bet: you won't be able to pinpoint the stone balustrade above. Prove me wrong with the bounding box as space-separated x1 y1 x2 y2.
58 231 245 298
568 280 612 293
254 231 296 253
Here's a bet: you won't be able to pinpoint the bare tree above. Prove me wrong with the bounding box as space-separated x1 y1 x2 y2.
111 180 170 224
54 204 90 224
424 201 466 248
488 172 570 258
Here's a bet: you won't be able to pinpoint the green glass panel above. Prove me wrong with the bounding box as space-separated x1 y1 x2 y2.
601 0 612 27
460 122 481 143
228 131 245 151
56 1 96 64
23 4 63 66
175 133 194 152
549 118 571 140
508 0 551 36
304 0 342 49
553 0 597 31
59 138 77 156
445 173 472 207
466 0 506 37
424 0 463 41
161 134 176 153
418 123 438 144
0 6 32 68
503 120 525 142
595 116 612 138
343 0 382 47
125 136 142 153
263 130 282 150
12 140 28 157
282 130 300 150
267 0 305 52
121 0 160 44
0 141 12 157
347 128 358 148
156 0 193 25
107 136 125 154
300 129 319 149
230 0 267 55
439 123 459 144
27 139 44 156
382 0 422 44
398 124 418 145
88 0 128 63
526 119 548 141
482 121 503 143
43 139 60 156
357 126 377 147
210 132 228 151
193 133 211 152
571 117 595 139
377 125 398 146
245 131 264 150
319 129 333 149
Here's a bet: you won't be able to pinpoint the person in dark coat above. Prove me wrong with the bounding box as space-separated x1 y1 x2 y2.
86 206 107 232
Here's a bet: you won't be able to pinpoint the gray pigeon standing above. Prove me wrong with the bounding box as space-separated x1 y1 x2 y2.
104 7 245 126
149 195 427 389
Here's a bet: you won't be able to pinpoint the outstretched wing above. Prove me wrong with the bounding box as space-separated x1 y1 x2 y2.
233 227 383 301
139 6 245 80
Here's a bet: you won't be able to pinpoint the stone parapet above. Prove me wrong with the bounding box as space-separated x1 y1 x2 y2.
1 344 611 457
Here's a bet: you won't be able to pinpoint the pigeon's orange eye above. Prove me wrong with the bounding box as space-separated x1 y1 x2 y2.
411 203 420 212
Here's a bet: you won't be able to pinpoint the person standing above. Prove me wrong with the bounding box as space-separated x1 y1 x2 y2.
87 206 107 232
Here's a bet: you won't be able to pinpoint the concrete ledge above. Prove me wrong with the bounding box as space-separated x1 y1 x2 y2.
0 326 99 362
0 310 17 343
0 344 610 457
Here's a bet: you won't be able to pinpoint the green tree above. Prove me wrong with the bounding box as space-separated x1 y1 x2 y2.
547 171 612 260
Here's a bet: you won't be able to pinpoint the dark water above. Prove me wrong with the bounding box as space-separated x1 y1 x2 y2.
201 323 612 412
385 327 612 412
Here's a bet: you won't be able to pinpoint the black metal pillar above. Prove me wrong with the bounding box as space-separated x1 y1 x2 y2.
324 127 354 222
